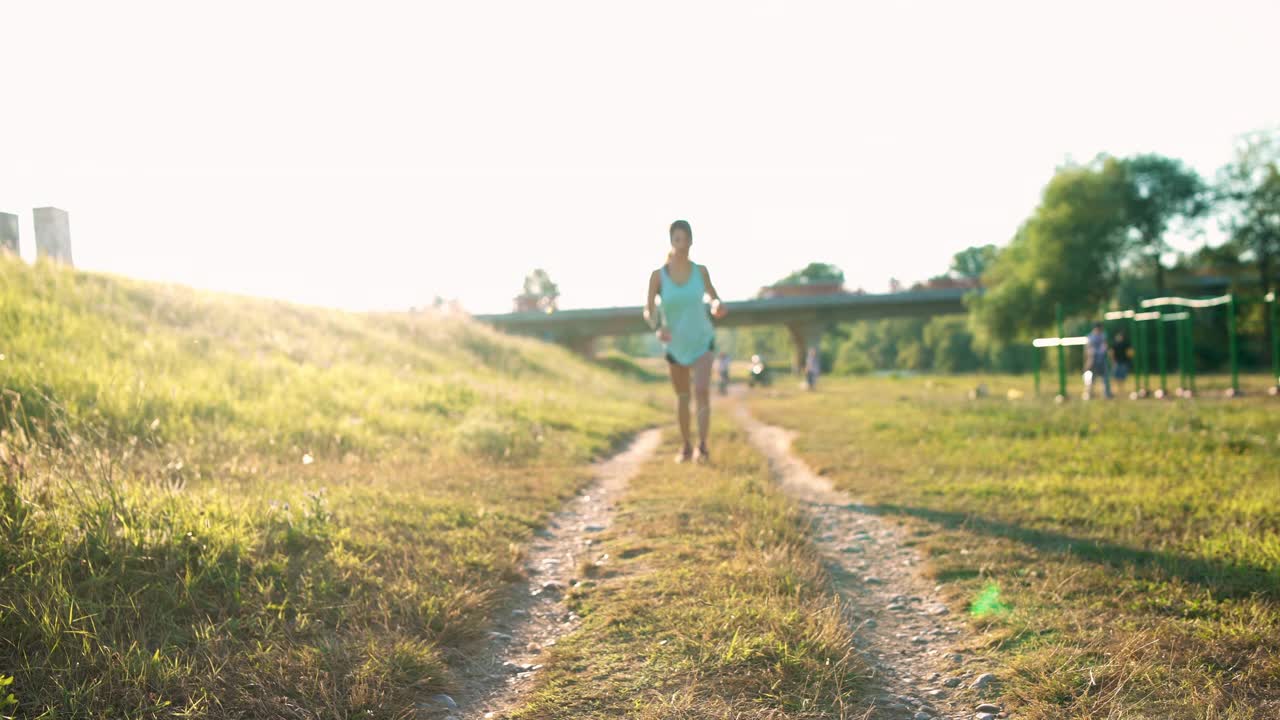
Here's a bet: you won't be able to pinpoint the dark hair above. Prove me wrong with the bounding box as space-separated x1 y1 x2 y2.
669 220 692 239
1093 322 1104 330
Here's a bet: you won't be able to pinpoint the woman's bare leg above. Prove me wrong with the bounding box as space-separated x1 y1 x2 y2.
667 361 693 459
692 352 713 458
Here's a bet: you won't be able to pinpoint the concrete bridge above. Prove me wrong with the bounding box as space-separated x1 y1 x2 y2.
475 287 971 369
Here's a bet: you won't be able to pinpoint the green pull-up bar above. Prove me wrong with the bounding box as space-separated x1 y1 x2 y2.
1105 309 1160 397
1032 334 1088 398
1139 294 1237 397
1159 312 1192 395
1267 291 1278 393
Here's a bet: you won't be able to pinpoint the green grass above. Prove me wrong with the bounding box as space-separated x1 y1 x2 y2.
0 257 661 718
750 375 1280 719
511 425 866 719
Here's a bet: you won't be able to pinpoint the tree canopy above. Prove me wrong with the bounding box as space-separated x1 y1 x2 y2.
949 245 998 281
519 268 560 311
774 262 845 286
1119 154 1209 293
1218 128 1280 291
971 157 1131 340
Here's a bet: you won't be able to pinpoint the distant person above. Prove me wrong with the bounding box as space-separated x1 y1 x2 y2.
749 354 770 387
1111 330 1132 395
644 220 728 463
716 351 731 395
804 346 820 390
1084 323 1112 399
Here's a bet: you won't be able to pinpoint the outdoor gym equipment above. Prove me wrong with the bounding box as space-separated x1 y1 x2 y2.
1267 290 1278 395
1138 294 1238 397
1032 293 1247 400
1031 335 1087 399
1103 309 1159 398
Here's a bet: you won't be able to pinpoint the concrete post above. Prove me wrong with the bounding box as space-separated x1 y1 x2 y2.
0 212 18 255
33 207 72 265
786 321 825 374
562 335 597 359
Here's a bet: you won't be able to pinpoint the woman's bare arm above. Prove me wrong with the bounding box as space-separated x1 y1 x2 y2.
644 269 663 330
700 265 728 318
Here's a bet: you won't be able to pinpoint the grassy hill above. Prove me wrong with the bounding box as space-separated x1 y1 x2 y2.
0 257 660 717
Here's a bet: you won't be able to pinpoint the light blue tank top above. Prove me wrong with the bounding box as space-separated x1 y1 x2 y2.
659 262 716 365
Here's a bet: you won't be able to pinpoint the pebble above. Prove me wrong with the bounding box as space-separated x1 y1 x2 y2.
863 575 885 585
976 714 996 720
947 653 965 664
535 581 564 596
926 689 947 699
976 703 1001 713
911 635 929 644
913 712 932 720
942 677 963 688
971 672 996 690
429 693 457 709
840 545 864 553
583 524 605 532
487 631 512 642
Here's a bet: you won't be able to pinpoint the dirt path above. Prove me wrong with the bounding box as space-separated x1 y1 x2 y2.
447 428 662 720
732 396 1002 720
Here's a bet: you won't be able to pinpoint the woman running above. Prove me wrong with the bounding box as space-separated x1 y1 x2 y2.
644 219 728 463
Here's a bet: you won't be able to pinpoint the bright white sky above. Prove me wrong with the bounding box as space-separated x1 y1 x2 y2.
3 0 1278 313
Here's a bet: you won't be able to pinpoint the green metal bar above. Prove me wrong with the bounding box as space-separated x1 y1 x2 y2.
1227 294 1239 395
1156 310 1167 396
1056 303 1066 398
1270 290 1279 388
1186 314 1196 394
1176 316 1188 392
1034 346 1041 397
1139 316 1149 393
1131 317 1141 394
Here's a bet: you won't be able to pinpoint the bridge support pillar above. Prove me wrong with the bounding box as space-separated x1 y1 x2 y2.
786 321 824 375
560 335 597 359
0 212 18 255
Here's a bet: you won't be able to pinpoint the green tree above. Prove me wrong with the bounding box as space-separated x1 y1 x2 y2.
833 340 874 375
923 316 980 372
950 244 998 281
773 262 845 287
1218 128 1280 292
520 268 560 311
1120 154 1209 293
1217 127 1280 358
971 156 1132 343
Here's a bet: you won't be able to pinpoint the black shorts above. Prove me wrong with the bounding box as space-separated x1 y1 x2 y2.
666 338 716 366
